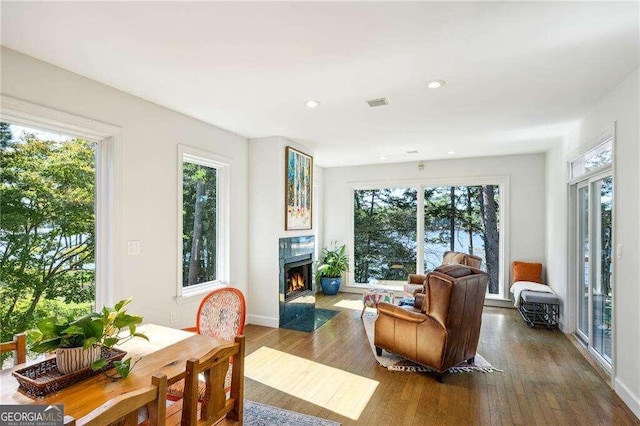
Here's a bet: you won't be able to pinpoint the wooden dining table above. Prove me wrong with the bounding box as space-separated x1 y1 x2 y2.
0 324 229 419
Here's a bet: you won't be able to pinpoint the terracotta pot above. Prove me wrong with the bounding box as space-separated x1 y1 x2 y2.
56 346 101 374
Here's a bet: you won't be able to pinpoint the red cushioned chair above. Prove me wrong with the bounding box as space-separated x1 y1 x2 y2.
167 287 246 400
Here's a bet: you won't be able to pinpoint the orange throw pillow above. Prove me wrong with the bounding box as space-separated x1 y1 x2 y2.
512 261 543 284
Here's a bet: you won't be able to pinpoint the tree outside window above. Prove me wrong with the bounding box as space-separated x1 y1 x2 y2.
353 183 502 295
0 123 95 366
182 162 218 287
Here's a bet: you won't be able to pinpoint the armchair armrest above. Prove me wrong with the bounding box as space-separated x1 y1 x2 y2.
414 293 425 311
377 302 427 323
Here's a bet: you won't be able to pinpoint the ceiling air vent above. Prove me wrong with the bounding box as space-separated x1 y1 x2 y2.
366 98 388 108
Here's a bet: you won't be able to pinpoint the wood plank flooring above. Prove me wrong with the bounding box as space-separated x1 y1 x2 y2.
243 293 639 425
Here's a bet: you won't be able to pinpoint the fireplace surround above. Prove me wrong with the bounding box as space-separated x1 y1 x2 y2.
279 236 315 326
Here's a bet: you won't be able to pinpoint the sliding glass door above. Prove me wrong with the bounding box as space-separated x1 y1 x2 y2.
575 173 613 368
576 183 590 340
591 176 613 364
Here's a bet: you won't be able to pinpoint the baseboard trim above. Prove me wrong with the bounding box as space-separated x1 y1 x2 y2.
247 314 278 328
615 377 640 420
484 299 514 308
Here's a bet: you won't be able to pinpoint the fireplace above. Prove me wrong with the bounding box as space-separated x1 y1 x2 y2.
284 255 312 301
279 236 315 326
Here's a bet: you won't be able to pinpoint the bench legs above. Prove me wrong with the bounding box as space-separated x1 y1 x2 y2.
518 299 559 329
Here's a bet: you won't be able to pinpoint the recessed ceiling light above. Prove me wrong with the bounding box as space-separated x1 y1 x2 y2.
306 100 320 108
448 150 456 155
427 80 446 89
379 156 387 160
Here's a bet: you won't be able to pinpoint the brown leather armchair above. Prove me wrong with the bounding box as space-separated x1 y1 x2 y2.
375 264 488 382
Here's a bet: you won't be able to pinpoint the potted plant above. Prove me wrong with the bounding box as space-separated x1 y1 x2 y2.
316 244 349 295
27 297 147 378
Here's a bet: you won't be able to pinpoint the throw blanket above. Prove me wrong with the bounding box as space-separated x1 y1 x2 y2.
510 281 555 307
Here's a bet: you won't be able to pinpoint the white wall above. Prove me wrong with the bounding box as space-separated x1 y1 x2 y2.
322 153 547 299
247 136 321 327
546 67 640 418
1 47 249 328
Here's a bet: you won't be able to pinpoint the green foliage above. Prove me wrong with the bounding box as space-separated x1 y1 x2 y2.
182 162 217 286
353 188 417 283
27 297 147 378
0 124 96 366
316 244 349 279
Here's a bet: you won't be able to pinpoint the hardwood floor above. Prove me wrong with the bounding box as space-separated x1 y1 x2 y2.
243 293 639 425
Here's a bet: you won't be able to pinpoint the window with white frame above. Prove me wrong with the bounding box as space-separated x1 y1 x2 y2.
351 179 508 299
0 95 121 366
178 146 229 297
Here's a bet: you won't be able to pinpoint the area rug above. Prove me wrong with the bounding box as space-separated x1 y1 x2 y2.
244 400 341 426
362 312 502 373
280 308 340 332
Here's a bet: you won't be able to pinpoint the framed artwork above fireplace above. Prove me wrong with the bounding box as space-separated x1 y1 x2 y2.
285 146 313 230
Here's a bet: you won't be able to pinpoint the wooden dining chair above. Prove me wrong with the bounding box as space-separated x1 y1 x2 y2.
64 372 168 426
0 333 27 366
168 287 246 400
166 335 245 426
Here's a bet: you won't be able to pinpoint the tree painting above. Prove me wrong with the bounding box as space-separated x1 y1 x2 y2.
1 124 96 365
285 147 312 230
182 162 217 287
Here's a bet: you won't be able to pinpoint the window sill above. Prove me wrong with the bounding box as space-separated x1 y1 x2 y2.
175 282 225 305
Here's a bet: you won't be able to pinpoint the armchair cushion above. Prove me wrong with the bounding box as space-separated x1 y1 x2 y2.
434 264 472 278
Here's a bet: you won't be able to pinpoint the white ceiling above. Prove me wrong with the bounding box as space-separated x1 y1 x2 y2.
2 2 638 167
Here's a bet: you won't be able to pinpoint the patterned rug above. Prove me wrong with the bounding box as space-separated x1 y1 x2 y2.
245 400 340 426
362 312 502 373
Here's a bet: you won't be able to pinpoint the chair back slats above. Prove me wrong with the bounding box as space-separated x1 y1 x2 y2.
182 336 245 426
1 333 27 365
65 372 167 426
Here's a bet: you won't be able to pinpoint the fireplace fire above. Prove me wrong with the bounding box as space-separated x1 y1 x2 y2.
288 272 305 293
284 256 312 301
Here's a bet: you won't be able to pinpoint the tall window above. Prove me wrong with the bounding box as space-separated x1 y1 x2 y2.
353 188 417 284
179 146 228 296
424 185 500 294
0 123 96 365
352 181 505 297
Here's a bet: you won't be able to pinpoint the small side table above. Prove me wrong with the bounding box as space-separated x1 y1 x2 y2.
362 289 395 318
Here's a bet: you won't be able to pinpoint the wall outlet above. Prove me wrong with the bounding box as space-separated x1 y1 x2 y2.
127 240 140 255
170 312 177 324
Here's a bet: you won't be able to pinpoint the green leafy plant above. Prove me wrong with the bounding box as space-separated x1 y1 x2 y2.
316 244 349 279
27 297 148 378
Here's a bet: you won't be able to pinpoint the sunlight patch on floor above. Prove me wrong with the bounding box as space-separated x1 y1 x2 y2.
245 346 378 420
332 299 365 311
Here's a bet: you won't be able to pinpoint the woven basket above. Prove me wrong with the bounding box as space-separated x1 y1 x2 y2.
12 347 126 397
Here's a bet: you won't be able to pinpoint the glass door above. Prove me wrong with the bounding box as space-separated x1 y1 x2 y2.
591 176 613 364
575 173 613 370
576 183 590 340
